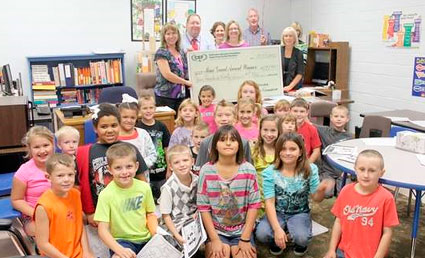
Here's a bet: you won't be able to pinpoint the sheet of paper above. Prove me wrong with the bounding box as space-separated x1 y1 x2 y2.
361 138 396 146
337 155 357 164
137 234 182 258
312 220 328 236
323 145 357 155
410 120 425 127
384 116 411 122
416 154 425 166
181 214 207 258
156 106 175 112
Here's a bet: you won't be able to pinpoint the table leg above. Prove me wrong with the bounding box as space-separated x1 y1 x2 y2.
410 189 422 258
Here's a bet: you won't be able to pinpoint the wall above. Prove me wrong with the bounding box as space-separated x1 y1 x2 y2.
0 0 290 98
290 0 425 131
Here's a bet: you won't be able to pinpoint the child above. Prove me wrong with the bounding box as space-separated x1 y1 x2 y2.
159 145 198 245
95 143 157 257
251 115 280 218
237 80 268 116
136 91 171 200
317 105 352 197
197 125 260 258
198 85 217 134
35 153 93 258
274 99 291 117
256 133 331 256
11 125 54 236
195 99 252 168
169 99 200 148
118 95 157 170
279 113 298 135
190 122 209 174
55 125 80 185
291 98 321 163
324 150 399 258
234 98 260 142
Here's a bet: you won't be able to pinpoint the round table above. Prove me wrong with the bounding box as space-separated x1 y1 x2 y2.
325 137 425 258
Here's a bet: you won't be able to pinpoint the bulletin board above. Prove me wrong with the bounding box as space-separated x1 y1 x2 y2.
131 0 164 41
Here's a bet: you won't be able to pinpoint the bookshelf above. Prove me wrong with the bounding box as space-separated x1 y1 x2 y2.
27 53 125 106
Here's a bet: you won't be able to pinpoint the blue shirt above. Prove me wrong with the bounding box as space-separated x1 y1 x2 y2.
243 27 271 46
181 32 216 52
263 163 319 214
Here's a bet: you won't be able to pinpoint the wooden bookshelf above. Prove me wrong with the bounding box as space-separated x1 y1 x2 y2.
27 53 125 106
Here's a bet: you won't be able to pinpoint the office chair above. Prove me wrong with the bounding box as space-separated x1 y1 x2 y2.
309 101 337 126
359 115 391 138
98 86 138 104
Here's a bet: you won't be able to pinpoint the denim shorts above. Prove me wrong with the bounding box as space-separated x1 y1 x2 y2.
208 234 256 247
109 239 147 256
336 248 345 258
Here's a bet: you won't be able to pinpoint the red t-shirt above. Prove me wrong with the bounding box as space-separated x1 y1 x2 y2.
297 121 321 157
332 183 399 258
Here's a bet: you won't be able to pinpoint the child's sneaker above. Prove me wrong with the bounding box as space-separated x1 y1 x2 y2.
269 242 283 256
293 245 308 256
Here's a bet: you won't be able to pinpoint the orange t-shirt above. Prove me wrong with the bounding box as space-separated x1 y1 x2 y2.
35 188 83 258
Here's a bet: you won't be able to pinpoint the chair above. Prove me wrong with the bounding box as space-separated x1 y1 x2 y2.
98 86 138 104
0 172 15 196
136 72 156 93
0 198 21 220
359 115 391 138
309 100 337 126
84 119 97 144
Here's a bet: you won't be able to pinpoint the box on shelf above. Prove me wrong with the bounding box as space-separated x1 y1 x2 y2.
396 131 425 154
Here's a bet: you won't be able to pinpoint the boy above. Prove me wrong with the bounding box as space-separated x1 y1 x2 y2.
95 143 157 257
159 145 198 245
274 99 291 117
317 105 353 197
35 153 93 258
290 98 321 163
324 150 399 258
191 122 209 174
136 90 171 200
195 99 252 168
56 125 80 184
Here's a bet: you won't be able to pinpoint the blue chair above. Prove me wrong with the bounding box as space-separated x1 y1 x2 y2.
98 86 138 104
390 125 417 137
84 119 97 144
0 198 21 219
0 172 14 196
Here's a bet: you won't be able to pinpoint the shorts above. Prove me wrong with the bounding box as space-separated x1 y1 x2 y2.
109 239 147 256
208 234 256 247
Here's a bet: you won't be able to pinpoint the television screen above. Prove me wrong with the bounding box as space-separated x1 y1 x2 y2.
2 64 13 95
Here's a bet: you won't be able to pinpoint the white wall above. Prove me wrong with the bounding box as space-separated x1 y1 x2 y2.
290 0 425 131
0 0 290 98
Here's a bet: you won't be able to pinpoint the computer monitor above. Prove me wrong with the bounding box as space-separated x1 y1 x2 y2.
2 64 13 95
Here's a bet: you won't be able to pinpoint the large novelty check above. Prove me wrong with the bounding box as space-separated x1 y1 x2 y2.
187 45 283 103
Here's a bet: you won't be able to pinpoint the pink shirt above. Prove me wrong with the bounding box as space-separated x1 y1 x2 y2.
14 159 51 208
234 122 259 141
218 42 250 49
199 104 217 134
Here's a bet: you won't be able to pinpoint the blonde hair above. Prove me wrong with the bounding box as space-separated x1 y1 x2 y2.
166 144 192 163
281 26 299 46
237 80 263 105
236 97 261 122
193 122 210 134
55 126 80 143
355 149 384 170
252 115 280 160
214 99 236 117
290 97 309 110
160 23 181 52
175 99 200 127
291 22 303 38
225 20 243 42
139 89 156 106
46 153 75 175
331 105 349 116
106 142 137 166
279 113 298 134
274 99 290 112
22 126 54 158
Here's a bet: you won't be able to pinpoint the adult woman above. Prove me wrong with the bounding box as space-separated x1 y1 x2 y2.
154 23 192 111
281 27 304 92
291 22 308 64
218 20 249 49
210 21 226 47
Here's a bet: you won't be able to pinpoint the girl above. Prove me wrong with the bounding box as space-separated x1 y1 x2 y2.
237 80 268 117
118 94 157 169
11 125 54 236
255 133 331 256
234 98 259 142
198 85 217 134
197 125 260 258
251 115 280 218
279 113 298 135
169 99 200 148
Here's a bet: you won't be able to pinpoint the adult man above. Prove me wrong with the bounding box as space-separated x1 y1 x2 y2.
181 14 216 52
243 8 271 46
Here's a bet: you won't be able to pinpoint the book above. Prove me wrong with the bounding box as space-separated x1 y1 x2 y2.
58 63 66 86
64 63 75 86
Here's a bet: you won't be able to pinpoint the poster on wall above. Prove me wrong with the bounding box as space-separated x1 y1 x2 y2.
412 57 425 98
131 0 164 41
166 0 196 32
382 11 421 48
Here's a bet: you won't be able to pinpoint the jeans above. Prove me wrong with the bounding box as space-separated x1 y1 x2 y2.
336 248 345 258
255 212 312 248
109 239 146 256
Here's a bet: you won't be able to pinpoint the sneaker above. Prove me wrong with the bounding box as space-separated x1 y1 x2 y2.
269 242 283 256
294 245 308 256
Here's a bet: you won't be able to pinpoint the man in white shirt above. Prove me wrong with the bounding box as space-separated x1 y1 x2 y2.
181 14 216 52
243 8 271 46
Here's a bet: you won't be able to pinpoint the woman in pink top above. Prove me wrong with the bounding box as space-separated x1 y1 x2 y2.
11 126 53 236
219 20 249 49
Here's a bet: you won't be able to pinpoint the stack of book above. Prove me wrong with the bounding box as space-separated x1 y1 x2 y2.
32 81 58 107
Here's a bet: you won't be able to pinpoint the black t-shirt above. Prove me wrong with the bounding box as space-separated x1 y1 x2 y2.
89 141 148 206
136 120 171 181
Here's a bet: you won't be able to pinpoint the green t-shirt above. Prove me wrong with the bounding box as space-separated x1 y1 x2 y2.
94 179 156 243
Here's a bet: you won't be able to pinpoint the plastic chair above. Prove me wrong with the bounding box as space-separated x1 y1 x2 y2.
309 100 337 126
0 172 15 196
0 198 21 219
98 86 138 104
390 125 417 137
359 115 391 138
84 119 97 144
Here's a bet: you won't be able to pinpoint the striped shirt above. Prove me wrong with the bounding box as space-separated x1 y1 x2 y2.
197 162 261 236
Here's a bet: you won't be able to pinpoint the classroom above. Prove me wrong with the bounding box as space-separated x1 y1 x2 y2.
1 0 425 258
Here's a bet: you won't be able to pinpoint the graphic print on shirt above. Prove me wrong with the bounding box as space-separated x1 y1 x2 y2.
123 194 145 212
274 176 310 214
148 129 166 175
343 205 379 227
91 156 113 195
216 183 242 227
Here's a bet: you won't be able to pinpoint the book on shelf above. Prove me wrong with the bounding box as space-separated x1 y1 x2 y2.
31 65 51 82
58 63 66 86
32 81 56 90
